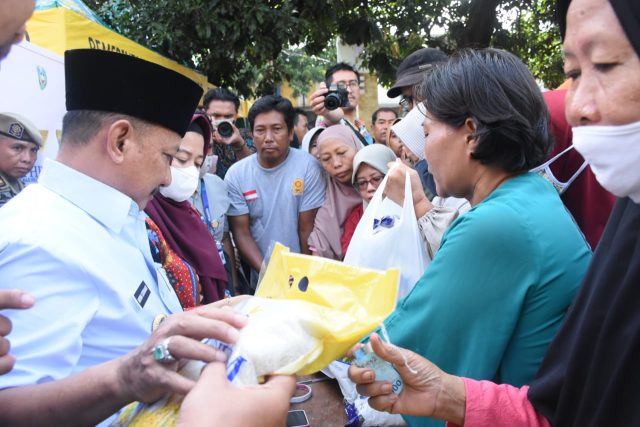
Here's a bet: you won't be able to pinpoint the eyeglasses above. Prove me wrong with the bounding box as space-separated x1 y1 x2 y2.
335 80 359 90
354 174 384 191
399 96 413 111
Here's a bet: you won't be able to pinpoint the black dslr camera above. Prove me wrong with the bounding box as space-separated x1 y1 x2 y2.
324 84 349 110
216 120 234 138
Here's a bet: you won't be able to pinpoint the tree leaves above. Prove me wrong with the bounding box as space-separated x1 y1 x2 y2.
84 0 563 97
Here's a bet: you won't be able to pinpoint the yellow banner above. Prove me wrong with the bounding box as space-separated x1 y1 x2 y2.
26 8 209 91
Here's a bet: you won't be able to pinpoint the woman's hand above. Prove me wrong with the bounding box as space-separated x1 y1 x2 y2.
383 162 432 218
348 333 466 424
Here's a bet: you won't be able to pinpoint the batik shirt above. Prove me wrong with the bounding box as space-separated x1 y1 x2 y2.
146 217 200 309
213 130 256 179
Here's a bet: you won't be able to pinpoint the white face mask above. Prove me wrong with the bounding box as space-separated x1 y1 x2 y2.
529 145 588 194
572 120 640 203
199 154 218 178
159 165 199 202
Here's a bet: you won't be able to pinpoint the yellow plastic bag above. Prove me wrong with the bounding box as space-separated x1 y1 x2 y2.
253 242 399 375
113 243 398 426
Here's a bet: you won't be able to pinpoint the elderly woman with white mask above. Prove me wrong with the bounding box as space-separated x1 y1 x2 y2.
349 0 640 426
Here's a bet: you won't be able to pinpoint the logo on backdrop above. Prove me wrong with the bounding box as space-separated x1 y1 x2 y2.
37 65 47 90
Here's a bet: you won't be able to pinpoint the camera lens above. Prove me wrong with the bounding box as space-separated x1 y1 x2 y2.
217 121 233 138
324 93 341 111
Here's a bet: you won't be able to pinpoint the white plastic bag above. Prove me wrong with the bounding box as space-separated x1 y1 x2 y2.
323 360 407 427
344 167 428 299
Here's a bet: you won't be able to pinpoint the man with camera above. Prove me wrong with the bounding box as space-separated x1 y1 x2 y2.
310 62 373 146
203 87 255 179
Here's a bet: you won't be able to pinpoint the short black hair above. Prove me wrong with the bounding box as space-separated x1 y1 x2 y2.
248 95 295 131
325 62 360 87
61 110 148 144
293 108 308 126
203 87 240 112
372 107 398 124
418 48 552 173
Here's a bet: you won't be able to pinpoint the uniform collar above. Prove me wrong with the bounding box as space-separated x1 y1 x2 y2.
0 171 24 193
38 159 139 233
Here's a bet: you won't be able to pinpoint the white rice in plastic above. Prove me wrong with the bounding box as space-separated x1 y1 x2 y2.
229 298 320 385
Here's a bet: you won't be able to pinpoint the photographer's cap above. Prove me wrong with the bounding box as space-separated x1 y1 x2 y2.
0 112 43 147
65 49 203 137
387 48 448 99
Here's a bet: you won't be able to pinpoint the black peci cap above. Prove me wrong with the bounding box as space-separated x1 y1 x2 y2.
387 48 448 99
64 49 203 137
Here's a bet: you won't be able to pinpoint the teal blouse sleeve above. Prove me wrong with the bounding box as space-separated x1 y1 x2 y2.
381 187 588 426
385 202 538 375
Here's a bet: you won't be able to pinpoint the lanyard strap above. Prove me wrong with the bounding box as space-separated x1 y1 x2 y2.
199 179 227 265
199 179 215 235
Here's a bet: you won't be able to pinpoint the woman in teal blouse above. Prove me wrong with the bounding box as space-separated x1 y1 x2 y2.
377 49 591 427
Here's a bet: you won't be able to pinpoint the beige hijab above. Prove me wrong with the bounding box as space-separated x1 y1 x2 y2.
308 125 363 259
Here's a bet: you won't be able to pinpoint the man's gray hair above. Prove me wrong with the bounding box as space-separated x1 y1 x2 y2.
61 110 149 144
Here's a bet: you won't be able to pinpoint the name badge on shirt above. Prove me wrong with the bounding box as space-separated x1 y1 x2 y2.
134 281 151 308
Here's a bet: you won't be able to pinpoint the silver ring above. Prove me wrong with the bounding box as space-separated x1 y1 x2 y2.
152 337 176 363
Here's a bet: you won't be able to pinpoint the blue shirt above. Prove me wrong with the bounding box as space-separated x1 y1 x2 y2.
0 159 182 391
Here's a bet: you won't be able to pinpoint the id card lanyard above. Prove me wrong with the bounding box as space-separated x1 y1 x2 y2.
199 179 226 265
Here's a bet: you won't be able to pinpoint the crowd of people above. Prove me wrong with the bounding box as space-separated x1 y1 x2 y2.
0 0 637 425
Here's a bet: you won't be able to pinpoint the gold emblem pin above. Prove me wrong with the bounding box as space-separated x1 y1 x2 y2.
292 178 304 195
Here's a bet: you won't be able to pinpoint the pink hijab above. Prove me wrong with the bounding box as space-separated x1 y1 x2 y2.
308 124 363 259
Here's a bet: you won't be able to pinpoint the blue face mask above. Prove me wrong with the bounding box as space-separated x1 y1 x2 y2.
529 145 587 194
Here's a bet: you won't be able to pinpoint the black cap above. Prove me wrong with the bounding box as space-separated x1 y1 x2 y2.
386 48 448 99
64 49 203 137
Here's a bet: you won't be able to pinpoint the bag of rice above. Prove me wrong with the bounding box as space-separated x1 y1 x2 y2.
113 243 399 426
